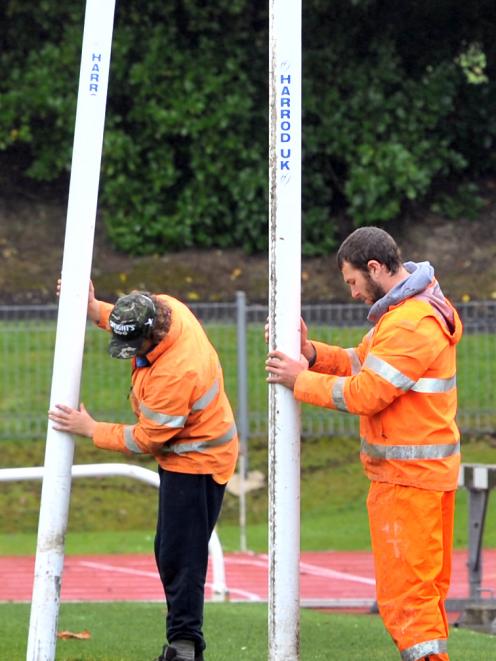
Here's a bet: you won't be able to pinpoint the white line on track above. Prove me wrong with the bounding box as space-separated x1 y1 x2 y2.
298 560 376 586
225 554 376 586
77 560 264 602
225 587 263 601
78 561 158 578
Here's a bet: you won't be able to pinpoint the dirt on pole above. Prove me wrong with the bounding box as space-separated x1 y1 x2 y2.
268 1 302 659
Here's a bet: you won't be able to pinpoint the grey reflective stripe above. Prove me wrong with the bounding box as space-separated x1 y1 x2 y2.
332 377 349 412
412 374 456 393
140 403 187 429
361 437 460 461
191 379 220 411
365 354 457 394
400 638 447 661
124 425 144 454
161 422 237 456
364 354 415 391
345 348 362 375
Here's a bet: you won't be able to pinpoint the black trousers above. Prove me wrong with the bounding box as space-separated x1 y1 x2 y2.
154 468 226 654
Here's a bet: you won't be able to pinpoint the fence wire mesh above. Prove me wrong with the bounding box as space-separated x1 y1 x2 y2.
0 299 495 441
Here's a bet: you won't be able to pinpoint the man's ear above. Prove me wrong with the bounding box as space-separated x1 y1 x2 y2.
367 259 382 278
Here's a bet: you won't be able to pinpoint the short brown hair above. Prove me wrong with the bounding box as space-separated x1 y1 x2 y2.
337 227 402 274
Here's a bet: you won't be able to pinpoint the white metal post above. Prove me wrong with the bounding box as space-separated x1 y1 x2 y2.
268 1 302 660
0 464 228 603
26 2 116 659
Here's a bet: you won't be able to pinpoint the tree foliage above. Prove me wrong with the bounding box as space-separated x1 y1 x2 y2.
1 0 495 254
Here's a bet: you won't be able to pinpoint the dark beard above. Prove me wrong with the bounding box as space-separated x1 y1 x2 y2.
364 271 387 304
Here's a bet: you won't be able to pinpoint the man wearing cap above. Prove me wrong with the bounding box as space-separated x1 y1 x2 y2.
48 282 239 661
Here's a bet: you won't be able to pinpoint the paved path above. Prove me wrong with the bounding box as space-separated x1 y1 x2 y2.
1 549 495 607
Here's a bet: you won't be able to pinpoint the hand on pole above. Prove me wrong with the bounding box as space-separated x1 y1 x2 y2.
266 350 309 390
48 403 96 438
87 280 101 323
300 318 317 364
57 278 101 323
265 317 316 363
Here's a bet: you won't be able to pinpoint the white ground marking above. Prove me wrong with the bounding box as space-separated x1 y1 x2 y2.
77 560 263 601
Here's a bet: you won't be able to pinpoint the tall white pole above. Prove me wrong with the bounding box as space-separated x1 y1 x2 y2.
26 2 116 659
268 1 302 660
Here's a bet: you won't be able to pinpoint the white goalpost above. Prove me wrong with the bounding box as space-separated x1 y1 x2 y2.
27 2 116 659
26 0 302 658
268 1 302 660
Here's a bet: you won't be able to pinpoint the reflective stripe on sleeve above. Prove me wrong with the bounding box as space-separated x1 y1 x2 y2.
412 374 456 393
345 348 362 375
140 403 187 428
124 425 145 454
161 422 237 456
361 437 460 461
400 638 447 661
331 377 349 412
364 354 415 391
191 379 220 411
365 354 456 394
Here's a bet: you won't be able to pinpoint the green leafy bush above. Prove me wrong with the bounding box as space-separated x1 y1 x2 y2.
1 1 495 255
430 182 485 219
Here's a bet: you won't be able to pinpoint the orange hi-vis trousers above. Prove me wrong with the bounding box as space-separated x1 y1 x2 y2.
367 482 456 661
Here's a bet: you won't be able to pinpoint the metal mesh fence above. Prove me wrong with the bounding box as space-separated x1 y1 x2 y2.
0 299 495 441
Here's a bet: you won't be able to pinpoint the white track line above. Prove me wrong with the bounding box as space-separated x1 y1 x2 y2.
77 560 263 602
298 560 375 586
78 560 158 578
225 554 375 586
224 587 263 601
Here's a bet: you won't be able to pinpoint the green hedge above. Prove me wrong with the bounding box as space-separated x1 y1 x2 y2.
1 1 495 254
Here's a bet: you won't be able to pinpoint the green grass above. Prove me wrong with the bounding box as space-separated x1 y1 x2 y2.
0 603 492 660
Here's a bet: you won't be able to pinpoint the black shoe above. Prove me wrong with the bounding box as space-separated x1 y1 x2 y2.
154 644 204 661
152 644 166 661
154 645 178 661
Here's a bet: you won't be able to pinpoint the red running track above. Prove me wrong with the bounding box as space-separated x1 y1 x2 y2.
1 550 495 606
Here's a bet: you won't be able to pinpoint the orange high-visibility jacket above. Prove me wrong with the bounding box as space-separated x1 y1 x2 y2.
294 295 463 491
92 295 238 485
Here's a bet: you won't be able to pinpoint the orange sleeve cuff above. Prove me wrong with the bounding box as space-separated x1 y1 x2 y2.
93 421 130 454
310 341 352 376
96 301 113 331
294 369 338 410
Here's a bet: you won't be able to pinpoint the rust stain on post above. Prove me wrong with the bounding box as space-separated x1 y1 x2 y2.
268 5 279 643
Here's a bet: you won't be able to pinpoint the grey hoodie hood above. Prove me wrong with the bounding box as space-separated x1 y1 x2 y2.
367 261 455 331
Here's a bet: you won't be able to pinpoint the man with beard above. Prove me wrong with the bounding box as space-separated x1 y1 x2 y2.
265 227 462 661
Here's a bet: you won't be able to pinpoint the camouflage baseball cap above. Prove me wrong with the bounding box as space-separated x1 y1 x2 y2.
108 292 156 359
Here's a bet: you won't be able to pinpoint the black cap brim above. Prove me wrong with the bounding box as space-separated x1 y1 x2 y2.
108 334 145 359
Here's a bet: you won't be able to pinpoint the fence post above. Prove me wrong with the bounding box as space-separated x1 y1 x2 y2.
236 290 249 552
